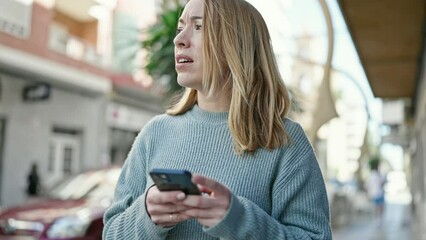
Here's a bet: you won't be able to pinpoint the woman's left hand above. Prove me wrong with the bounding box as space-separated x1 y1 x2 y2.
181 174 231 227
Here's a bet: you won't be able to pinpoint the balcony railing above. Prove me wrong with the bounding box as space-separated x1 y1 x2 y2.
48 23 109 68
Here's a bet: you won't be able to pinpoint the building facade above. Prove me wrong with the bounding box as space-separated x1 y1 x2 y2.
411 45 426 231
0 0 161 208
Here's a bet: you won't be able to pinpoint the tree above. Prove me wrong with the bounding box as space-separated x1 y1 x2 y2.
142 3 184 97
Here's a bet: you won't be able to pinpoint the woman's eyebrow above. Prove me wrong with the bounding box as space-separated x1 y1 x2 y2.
179 16 203 24
191 16 203 20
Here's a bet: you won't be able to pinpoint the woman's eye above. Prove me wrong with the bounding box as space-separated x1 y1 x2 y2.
176 28 183 35
195 24 202 30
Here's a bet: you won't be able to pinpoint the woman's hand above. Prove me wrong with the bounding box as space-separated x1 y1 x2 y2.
181 175 231 227
146 186 192 227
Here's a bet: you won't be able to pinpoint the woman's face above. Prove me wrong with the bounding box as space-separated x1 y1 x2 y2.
174 0 204 91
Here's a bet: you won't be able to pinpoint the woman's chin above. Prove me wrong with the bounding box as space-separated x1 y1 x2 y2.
177 79 201 90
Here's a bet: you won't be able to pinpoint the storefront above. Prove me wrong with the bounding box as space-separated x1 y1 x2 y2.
0 74 110 207
107 102 159 165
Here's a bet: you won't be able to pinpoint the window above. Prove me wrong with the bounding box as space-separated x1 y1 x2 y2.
63 146 73 174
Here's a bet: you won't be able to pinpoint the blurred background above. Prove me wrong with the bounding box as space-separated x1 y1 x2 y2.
0 0 424 239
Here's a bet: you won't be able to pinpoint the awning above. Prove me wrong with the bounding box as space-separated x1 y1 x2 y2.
337 0 425 99
0 44 111 95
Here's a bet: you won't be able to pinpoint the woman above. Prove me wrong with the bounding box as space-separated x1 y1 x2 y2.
365 158 386 226
103 0 332 239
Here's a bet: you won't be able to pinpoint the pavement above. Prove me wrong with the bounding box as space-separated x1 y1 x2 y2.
332 191 426 240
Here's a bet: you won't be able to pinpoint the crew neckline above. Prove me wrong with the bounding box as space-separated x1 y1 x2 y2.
187 104 229 125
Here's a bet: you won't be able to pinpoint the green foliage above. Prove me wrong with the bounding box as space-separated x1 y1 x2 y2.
368 156 380 170
142 5 184 96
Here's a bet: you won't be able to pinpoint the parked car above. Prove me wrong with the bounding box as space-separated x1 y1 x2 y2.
0 166 121 239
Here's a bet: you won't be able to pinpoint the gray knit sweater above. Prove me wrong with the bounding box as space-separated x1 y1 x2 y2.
103 105 332 239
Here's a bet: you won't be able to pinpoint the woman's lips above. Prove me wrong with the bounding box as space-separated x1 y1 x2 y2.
175 54 194 69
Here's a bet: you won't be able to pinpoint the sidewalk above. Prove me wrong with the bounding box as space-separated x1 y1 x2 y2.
332 202 425 240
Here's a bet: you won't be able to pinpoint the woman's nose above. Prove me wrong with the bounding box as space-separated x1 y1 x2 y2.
174 30 189 48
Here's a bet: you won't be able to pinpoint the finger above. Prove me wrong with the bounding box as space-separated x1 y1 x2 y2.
151 212 192 227
197 184 212 195
182 194 230 209
147 202 190 215
147 187 186 204
183 207 227 219
192 175 229 195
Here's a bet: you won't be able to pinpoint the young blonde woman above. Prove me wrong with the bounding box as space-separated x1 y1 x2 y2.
103 0 332 239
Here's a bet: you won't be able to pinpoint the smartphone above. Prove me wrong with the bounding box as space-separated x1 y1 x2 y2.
149 168 201 195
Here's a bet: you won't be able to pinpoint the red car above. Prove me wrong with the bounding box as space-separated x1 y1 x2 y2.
0 167 121 240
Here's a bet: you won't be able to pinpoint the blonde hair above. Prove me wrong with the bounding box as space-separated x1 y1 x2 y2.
167 0 291 154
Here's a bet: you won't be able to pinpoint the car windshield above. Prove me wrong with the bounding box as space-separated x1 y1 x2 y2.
47 168 121 200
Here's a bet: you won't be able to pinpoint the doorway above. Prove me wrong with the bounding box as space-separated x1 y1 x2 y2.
47 132 81 187
109 128 137 165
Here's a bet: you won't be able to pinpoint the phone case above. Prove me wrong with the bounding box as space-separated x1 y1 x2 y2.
149 169 201 195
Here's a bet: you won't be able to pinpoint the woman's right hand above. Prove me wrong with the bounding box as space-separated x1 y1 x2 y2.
146 186 192 227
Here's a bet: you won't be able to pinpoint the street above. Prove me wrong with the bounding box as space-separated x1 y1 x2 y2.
333 197 425 240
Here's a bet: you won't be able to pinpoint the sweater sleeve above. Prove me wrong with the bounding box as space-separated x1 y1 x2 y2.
204 123 332 240
102 125 173 239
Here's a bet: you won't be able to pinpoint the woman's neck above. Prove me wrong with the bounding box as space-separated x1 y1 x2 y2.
197 92 230 112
